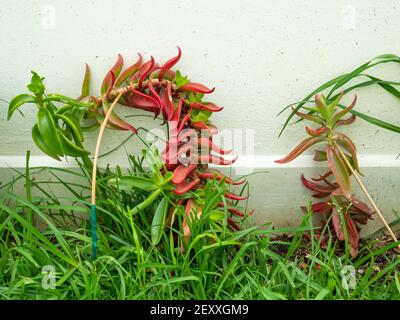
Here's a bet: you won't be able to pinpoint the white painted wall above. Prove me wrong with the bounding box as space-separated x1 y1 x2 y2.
1 0 399 233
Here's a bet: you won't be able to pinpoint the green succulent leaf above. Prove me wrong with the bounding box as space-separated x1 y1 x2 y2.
78 64 91 100
160 171 173 186
326 145 351 199
151 197 169 245
7 94 36 120
54 112 84 142
188 92 204 103
58 130 90 157
190 109 212 123
175 70 190 89
130 189 162 215
27 71 45 96
315 94 329 120
108 176 158 191
143 146 164 183
36 108 63 156
31 124 60 161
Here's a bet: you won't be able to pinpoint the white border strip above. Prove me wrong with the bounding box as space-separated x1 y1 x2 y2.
0 154 399 169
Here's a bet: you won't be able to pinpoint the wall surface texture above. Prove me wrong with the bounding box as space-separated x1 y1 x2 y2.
1 0 399 234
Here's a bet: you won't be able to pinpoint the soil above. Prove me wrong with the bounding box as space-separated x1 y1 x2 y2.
270 230 400 274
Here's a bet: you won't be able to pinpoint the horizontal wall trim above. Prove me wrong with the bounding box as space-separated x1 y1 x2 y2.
0 154 399 169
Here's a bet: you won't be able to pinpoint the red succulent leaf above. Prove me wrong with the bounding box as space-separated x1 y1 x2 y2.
191 121 209 130
101 71 116 96
179 82 215 94
312 201 330 214
147 81 163 115
311 171 333 182
159 46 182 81
301 201 330 214
227 217 240 230
305 126 328 137
177 143 197 157
332 94 357 123
292 107 324 124
171 164 196 185
224 191 247 201
163 143 197 165
138 56 155 88
275 136 326 164
326 145 351 199
95 110 131 131
172 98 183 123
190 122 218 135
332 208 345 241
173 178 201 195
178 112 191 133
334 133 362 175
198 171 244 185
177 129 197 144
160 82 174 121
165 163 178 171
115 53 142 88
312 192 331 199
190 102 223 112
301 174 336 193
216 201 234 207
125 88 160 115
336 114 356 126
228 208 245 217
345 214 360 257
351 196 373 216
101 54 123 94
102 99 137 133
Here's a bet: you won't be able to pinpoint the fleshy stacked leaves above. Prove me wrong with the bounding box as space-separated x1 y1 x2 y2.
8 72 90 160
276 93 373 257
7 48 251 248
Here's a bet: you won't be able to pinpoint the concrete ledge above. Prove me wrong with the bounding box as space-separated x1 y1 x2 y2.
0 155 399 236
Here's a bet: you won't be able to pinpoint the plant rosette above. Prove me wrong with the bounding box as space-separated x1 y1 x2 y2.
276 93 374 257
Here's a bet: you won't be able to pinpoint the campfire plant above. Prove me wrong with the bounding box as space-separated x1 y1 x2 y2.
276 93 374 257
7 48 250 250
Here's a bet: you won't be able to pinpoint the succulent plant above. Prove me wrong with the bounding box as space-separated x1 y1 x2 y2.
7 48 251 249
276 93 373 257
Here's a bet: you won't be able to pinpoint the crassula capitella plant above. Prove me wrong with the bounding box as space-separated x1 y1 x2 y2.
7 47 251 250
275 93 373 257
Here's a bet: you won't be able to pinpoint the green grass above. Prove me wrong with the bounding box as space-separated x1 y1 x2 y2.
0 158 399 300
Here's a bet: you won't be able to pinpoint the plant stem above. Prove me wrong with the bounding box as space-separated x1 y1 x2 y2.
91 91 124 205
89 91 124 260
95 78 174 105
333 141 400 250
